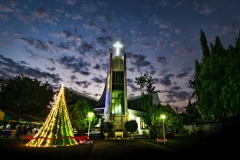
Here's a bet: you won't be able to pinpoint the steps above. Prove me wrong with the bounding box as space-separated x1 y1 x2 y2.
133 134 148 139
84 132 148 140
84 132 105 139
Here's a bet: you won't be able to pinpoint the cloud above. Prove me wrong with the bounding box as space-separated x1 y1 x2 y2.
174 28 180 35
62 30 72 38
175 91 191 101
158 68 171 75
91 77 105 84
32 6 49 19
66 0 78 6
16 13 34 24
83 18 96 29
1 31 8 36
30 26 38 33
72 13 82 20
128 67 135 72
75 80 91 88
70 75 77 80
0 54 61 84
80 70 90 76
173 1 183 8
159 22 172 29
75 42 95 54
55 42 71 51
96 36 112 46
149 14 163 25
56 55 91 74
128 53 151 68
170 41 180 47
158 0 168 6
171 86 181 91
150 70 156 75
81 2 98 13
0 4 14 12
23 46 33 56
219 26 233 36
128 83 140 92
163 90 191 104
21 37 48 51
181 65 193 73
0 14 9 21
158 74 174 86
93 64 101 70
174 46 195 56
97 13 114 25
198 3 216 16
46 67 55 71
156 56 167 66
45 18 58 26
176 72 189 78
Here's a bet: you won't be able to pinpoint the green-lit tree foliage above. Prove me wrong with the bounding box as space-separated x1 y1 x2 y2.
68 99 98 136
190 29 240 135
143 103 178 137
0 74 55 116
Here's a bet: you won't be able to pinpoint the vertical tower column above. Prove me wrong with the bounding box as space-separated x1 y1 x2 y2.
110 53 128 132
103 42 128 136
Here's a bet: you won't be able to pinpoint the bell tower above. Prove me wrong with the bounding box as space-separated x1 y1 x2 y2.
103 41 129 132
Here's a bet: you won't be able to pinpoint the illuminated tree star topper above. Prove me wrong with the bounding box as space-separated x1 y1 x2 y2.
113 41 123 56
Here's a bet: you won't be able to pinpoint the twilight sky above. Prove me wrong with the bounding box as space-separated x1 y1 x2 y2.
0 0 239 113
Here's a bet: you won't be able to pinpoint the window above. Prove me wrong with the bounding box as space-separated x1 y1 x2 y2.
112 71 124 114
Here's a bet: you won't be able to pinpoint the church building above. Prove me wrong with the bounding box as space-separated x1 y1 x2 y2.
93 41 160 135
67 42 160 136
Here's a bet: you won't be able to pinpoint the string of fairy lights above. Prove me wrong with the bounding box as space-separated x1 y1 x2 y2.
26 84 78 147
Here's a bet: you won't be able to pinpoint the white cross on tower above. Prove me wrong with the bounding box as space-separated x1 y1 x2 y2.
113 41 123 56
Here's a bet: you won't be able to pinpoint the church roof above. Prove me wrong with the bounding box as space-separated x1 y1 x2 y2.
65 88 160 114
65 87 98 108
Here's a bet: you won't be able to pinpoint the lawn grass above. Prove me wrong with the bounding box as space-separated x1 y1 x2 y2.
1 135 238 159
153 135 211 151
153 135 239 156
0 138 93 159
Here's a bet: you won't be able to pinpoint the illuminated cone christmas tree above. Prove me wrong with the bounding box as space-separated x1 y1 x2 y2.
26 84 78 147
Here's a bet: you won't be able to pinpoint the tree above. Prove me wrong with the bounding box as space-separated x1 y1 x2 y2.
134 73 160 111
135 72 161 138
134 73 148 111
185 99 201 134
143 103 178 138
190 29 240 136
0 74 55 116
68 99 98 136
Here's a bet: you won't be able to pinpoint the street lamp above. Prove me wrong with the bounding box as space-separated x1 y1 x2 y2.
161 114 166 144
87 112 94 139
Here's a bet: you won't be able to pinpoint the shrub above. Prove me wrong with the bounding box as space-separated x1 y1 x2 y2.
125 120 138 133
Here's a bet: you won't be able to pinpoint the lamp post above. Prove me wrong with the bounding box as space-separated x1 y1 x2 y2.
87 112 94 139
161 114 166 144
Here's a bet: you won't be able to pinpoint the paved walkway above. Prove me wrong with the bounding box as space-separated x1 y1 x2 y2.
87 139 180 160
